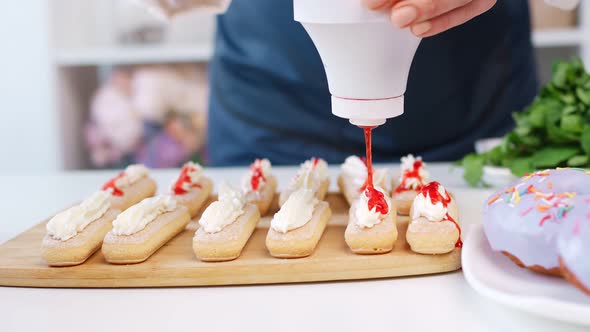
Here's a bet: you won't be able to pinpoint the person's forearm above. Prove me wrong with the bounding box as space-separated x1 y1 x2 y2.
363 0 497 37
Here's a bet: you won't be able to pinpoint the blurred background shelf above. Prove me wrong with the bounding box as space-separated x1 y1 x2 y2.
532 28 583 47
55 44 214 66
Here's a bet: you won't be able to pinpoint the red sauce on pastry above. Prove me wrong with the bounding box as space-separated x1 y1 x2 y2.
172 163 202 195
445 214 463 248
102 172 125 196
362 126 389 215
250 159 266 191
394 159 425 194
421 182 462 248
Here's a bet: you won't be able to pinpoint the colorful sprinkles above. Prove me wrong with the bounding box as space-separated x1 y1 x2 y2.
488 169 582 227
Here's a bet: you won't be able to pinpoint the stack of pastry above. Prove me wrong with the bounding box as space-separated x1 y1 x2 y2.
38 155 467 270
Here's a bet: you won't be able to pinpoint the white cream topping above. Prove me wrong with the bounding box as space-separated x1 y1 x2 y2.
289 158 328 192
341 156 388 191
399 154 429 190
271 188 318 233
171 161 203 193
411 184 449 222
241 159 272 192
354 187 391 228
198 184 246 234
114 164 149 189
46 191 111 241
112 195 177 236
185 162 203 182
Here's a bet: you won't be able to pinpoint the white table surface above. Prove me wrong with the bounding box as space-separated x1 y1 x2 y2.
0 164 587 332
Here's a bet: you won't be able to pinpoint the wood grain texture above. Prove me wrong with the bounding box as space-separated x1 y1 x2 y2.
0 193 461 288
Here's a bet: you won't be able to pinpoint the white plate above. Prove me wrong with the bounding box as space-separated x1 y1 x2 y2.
462 224 590 326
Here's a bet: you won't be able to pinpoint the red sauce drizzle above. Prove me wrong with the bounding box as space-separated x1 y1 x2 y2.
312 157 320 167
172 164 202 195
250 159 266 191
362 127 389 215
394 159 425 194
420 182 462 248
101 172 125 196
445 214 463 248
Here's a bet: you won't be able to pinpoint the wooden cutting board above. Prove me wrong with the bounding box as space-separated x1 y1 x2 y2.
0 193 461 288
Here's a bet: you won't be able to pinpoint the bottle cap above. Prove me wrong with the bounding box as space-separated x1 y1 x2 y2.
331 95 404 127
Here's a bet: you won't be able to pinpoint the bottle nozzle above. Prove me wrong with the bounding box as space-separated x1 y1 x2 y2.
349 118 386 127
332 95 404 128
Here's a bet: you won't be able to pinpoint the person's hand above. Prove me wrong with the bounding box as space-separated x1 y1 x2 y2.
363 0 497 37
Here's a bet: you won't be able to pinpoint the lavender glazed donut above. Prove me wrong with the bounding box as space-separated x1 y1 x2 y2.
558 214 590 295
483 168 590 276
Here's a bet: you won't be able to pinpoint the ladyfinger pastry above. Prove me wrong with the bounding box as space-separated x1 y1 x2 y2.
345 187 398 254
241 159 277 215
391 154 429 216
171 161 213 217
102 164 157 211
42 191 120 266
338 156 388 205
102 195 190 264
406 182 462 254
279 157 330 206
193 184 261 261
266 188 331 258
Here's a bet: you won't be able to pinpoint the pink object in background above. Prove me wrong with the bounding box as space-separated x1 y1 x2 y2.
85 64 209 168
87 70 143 167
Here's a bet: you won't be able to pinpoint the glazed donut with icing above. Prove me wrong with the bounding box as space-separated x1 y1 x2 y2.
483 168 590 276
558 210 590 295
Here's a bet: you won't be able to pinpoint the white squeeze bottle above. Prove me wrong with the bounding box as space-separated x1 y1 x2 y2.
294 0 420 127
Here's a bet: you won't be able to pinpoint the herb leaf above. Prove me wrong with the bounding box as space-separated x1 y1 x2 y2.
531 146 580 168
459 58 590 186
462 154 485 187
